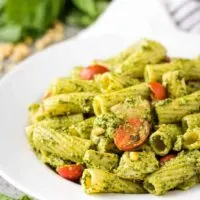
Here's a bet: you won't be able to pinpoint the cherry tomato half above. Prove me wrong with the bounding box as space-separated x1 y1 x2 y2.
149 82 167 100
160 154 176 166
57 164 84 181
80 64 109 80
114 118 150 151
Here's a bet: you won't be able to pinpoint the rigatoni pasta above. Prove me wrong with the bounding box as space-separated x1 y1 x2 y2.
93 83 150 115
116 151 159 180
45 78 99 95
83 150 119 171
149 124 183 156
155 90 200 124
26 38 200 196
144 152 197 195
81 169 145 194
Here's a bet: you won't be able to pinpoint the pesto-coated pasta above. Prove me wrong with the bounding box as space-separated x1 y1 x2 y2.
183 127 200 150
173 135 183 151
31 125 93 163
68 117 95 139
187 81 200 94
162 70 187 98
177 175 199 191
97 137 121 154
81 169 146 194
43 92 95 116
155 90 200 124
97 72 140 93
93 39 166 75
111 96 151 121
92 113 122 140
116 151 159 180
83 150 119 171
38 150 71 168
145 59 200 82
36 114 84 131
46 78 99 95
27 38 200 196
144 152 197 195
150 124 183 156
182 113 200 131
93 83 150 115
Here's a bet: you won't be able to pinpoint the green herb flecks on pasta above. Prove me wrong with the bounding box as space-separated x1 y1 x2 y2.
31 125 93 163
155 90 200 124
26 38 200 196
116 151 159 180
83 150 119 172
93 83 150 116
81 169 146 194
150 124 183 156
144 152 197 195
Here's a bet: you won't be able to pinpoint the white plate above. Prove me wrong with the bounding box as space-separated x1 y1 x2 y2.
0 34 200 200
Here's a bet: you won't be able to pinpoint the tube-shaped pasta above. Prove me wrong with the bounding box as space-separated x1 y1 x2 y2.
182 113 200 131
162 70 187 98
83 150 119 171
70 66 84 79
145 59 200 82
32 125 93 163
116 151 159 180
155 90 200 124
46 78 99 95
187 81 200 94
173 135 183 151
68 117 95 139
43 92 96 116
183 127 200 150
81 169 145 194
38 150 70 168
37 114 84 132
150 124 182 156
97 137 120 153
110 96 151 121
177 176 199 190
93 83 150 116
93 39 166 75
115 39 166 76
185 150 200 173
144 153 196 195
97 72 140 93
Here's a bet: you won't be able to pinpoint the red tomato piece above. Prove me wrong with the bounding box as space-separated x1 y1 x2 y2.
80 64 109 80
160 154 176 166
114 118 150 151
149 82 167 100
57 164 84 181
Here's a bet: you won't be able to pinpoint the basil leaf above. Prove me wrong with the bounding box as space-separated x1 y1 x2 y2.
72 0 97 17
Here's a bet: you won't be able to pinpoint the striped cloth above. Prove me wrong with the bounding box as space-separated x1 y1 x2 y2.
164 0 200 33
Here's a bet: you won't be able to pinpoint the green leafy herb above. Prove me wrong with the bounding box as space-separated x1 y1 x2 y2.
0 0 111 42
0 194 32 200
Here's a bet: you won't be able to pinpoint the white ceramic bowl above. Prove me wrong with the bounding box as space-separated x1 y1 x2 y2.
0 34 200 200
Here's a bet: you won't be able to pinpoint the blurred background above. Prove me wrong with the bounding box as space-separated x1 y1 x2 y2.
0 0 111 73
